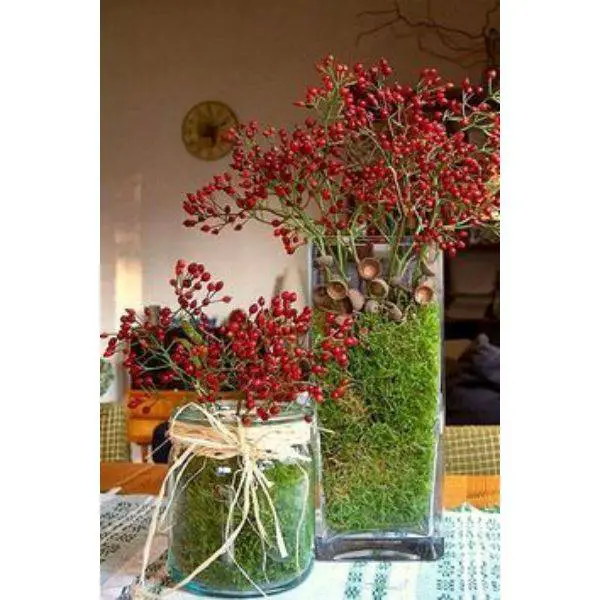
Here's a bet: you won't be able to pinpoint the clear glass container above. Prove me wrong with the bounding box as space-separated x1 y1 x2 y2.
166 404 316 596
309 239 444 561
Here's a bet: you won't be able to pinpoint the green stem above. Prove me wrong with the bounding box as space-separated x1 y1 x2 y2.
386 218 407 279
334 233 349 282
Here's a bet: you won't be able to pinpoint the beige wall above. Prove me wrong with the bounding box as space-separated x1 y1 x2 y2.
101 0 498 335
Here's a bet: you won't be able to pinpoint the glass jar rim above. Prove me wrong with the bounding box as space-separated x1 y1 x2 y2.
170 397 313 427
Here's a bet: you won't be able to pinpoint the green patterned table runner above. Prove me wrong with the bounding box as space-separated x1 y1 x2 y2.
101 495 500 600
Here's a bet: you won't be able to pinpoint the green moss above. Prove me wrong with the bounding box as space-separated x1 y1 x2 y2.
168 455 314 595
317 303 441 532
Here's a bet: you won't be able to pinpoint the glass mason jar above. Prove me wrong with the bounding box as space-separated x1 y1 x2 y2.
166 403 316 597
309 239 444 561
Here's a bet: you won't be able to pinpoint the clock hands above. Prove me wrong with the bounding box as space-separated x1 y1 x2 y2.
183 102 237 159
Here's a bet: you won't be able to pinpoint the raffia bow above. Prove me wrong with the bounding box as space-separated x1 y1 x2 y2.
134 402 312 598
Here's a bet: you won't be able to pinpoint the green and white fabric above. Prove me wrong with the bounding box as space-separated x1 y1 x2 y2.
100 402 130 462
100 495 500 599
101 358 115 397
444 425 500 475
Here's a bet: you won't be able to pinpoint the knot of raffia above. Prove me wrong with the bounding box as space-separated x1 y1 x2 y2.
169 406 312 463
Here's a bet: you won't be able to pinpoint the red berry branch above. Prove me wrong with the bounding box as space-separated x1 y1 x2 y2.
182 56 499 281
102 260 354 422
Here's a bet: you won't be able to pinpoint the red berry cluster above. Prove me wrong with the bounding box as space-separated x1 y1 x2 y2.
102 262 354 422
182 56 499 261
216 291 354 420
169 259 232 313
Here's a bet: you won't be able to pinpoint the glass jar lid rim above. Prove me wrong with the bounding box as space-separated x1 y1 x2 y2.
171 399 312 426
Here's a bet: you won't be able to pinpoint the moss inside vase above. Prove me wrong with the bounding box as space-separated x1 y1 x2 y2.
317 302 441 532
168 454 314 595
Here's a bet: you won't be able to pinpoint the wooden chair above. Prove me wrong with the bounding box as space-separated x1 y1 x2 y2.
125 390 198 461
125 390 241 460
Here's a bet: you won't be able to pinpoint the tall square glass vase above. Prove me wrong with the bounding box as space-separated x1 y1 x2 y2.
310 239 444 561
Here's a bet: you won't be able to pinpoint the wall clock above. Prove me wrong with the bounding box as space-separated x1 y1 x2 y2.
181 100 238 161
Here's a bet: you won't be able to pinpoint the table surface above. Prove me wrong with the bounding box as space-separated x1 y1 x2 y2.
100 462 500 509
100 463 500 599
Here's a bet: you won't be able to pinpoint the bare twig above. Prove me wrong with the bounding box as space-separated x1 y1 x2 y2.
357 0 500 70
357 15 406 44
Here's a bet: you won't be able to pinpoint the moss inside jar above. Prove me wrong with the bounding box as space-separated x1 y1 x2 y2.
166 404 315 597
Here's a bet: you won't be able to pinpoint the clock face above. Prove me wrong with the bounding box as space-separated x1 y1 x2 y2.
182 101 238 161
